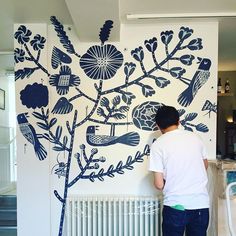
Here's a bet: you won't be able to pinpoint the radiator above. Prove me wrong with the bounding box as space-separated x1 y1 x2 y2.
66 195 161 236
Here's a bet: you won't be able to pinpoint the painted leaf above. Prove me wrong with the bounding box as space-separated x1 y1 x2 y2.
55 126 62 140
112 113 126 120
99 20 113 44
98 176 104 181
108 165 114 173
184 126 193 132
155 77 170 88
121 91 136 105
112 96 121 106
89 172 95 182
117 161 123 169
100 97 110 107
185 113 197 121
196 123 209 133
118 106 129 113
53 146 65 151
134 151 143 162
63 136 68 146
43 133 50 140
37 122 49 130
32 111 44 120
187 38 203 50
170 67 186 78
180 54 195 65
143 144 150 155
135 151 141 160
97 107 106 117
15 67 36 81
49 118 57 128
50 16 76 54
126 166 134 170
45 109 49 118
98 169 104 175
178 109 185 117
136 157 143 162
108 173 115 178
142 85 155 97
126 155 132 165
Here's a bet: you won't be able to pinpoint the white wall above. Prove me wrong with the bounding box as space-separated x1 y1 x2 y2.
15 20 218 236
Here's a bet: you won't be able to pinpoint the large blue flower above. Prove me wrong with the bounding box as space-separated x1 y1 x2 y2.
132 101 164 131
20 83 49 109
80 44 123 80
14 48 25 63
14 25 32 44
30 34 46 50
49 65 80 95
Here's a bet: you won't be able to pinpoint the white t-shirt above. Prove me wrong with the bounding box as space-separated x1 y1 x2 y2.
149 129 209 209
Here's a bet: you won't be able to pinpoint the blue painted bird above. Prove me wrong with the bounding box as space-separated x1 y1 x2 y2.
177 58 211 107
17 113 47 161
86 125 140 147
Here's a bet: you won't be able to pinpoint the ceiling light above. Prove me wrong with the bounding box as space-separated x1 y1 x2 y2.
127 12 236 20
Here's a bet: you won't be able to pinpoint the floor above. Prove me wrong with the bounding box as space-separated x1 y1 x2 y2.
218 197 236 236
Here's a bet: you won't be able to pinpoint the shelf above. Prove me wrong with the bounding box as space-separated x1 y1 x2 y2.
218 93 234 97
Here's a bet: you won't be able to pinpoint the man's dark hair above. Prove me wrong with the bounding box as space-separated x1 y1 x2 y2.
155 106 179 130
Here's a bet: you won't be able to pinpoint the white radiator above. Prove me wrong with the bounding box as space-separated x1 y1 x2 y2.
66 195 161 236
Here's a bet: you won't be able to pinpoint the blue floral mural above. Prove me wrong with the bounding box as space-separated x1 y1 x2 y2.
14 16 214 236
49 65 80 95
20 83 48 109
80 44 123 80
202 100 217 117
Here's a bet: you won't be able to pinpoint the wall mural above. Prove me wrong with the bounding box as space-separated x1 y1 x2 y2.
14 16 215 236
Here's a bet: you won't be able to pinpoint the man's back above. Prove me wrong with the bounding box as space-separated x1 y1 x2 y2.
149 105 209 236
149 129 209 209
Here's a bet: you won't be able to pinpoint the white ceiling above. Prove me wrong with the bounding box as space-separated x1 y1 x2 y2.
1 0 236 71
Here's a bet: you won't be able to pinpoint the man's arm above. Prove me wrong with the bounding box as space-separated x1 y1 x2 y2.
203 159 208 170
153 172 165 190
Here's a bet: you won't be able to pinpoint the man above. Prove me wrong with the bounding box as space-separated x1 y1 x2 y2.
149 106 209 236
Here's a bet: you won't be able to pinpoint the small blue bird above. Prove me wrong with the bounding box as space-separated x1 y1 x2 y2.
86 125 140 147
17 113 47 161
177 58 211 107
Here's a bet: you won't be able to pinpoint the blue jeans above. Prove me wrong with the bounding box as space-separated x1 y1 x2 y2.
162 205 209 236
